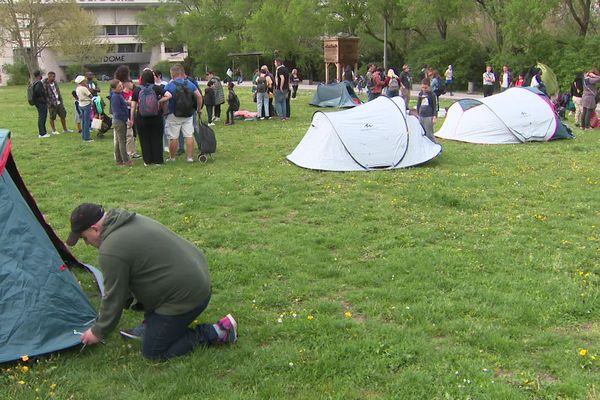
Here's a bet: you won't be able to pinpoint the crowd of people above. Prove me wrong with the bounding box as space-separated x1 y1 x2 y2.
29 58 299 166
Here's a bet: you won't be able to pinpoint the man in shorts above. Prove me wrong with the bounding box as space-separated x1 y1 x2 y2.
43 71 73 134
163 64 203 162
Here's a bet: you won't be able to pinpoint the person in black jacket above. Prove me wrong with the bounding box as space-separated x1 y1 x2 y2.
570 72 584 127
32 70 49 138
416 78 437 143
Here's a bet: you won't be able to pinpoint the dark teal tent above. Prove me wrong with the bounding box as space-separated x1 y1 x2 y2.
0 129 97 363
309 81 362 108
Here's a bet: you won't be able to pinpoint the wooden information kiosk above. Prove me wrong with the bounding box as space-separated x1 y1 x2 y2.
322 36 360 83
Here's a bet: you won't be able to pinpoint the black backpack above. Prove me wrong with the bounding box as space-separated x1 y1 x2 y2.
256 76 267 93
231 94 240 111
198 122 217 154
173 80 194 117
27 81 40 106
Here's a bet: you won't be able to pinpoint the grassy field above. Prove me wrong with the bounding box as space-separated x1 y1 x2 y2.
1 83 600 399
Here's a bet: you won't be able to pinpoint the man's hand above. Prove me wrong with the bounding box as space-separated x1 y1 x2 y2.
127 119 133 129
81 329 102 345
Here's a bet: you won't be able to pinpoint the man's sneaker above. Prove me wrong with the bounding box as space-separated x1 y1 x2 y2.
213 117 220 122
120 321 146 340
165 157 176 162
131 154 141 159
208 122 216 126
38 133 50 138
64 129 74 133
217 314 237 344
186 157 194 163
198 153 208 163
51 131 60 135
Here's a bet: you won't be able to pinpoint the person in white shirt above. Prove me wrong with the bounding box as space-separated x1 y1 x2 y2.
482 65 496 97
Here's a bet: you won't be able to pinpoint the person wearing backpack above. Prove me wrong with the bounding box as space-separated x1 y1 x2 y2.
163 64 203 162
204 80 216 126
131 69 171 166
225 82 240 125
255 68 272 120
384 69 400 98
206 71 224 122
30 70 49 138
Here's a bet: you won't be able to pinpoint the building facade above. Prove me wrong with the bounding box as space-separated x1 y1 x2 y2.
0 0 187 84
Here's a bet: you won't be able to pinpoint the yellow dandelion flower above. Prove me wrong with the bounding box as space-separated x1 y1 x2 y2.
579 348 588 357
20 355 29 362
344 311 352 318
21 366 29 373
50 383 57 390
18 380 25 385
307 315 314 321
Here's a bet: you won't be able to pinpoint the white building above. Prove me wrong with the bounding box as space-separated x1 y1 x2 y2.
0 0 187 84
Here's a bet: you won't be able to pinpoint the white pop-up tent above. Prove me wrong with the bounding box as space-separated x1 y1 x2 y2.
435 87 573 144
287 96 442 171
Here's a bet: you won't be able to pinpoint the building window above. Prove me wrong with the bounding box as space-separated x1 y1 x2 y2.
102 25 140 36
164 45 185 53
116 44 143 53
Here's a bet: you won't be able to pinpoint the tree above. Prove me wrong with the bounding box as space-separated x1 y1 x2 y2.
565 0 594 37
52 8 108 69
0 0 86 78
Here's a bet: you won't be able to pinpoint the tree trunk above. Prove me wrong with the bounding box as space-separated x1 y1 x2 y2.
436 17 447 40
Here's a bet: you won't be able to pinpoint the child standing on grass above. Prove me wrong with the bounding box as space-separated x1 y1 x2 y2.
109 79 132 166
204 80 216 126
225 82 239 125
71 90 82 134
416 78 437 143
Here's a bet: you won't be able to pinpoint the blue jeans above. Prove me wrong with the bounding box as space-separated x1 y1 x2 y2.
142 294 218 360
35 103 48 136
80 104 91 140
274 89 287 118
257 92 269 117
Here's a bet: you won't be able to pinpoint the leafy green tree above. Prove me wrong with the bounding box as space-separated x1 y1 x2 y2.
0 0 86 78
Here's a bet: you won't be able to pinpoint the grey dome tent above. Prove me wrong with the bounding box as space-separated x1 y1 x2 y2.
435 87 573 144
288 96 442 171
309 81 362 108
0 129 98 363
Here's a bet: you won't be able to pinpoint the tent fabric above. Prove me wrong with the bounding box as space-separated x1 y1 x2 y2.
0 129 97 364
537 62 559 97
309 81 362 108
434 87 574 144
287 96 442 171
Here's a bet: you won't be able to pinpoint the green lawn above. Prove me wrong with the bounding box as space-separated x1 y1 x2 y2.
1 84 599 399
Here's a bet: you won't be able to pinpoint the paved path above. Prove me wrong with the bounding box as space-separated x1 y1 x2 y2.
200 80 484 101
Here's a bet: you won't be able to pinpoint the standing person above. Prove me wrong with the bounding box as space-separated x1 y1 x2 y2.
444 65 454 96
131 69 171 166
399 64 412 109
343 65 355 84
85 71 101 96
31 70 49 138
75 75 93 142
43 71 72 135
66 203 237 360
370 67 385 100
570 72 584 127
431 70 443 112
365 63 376 102
290 68 301 100
225 82 239 125
109 79 132 167
416 78 437 143
500 65 512 92
71 90 82 134
204 80 216 126
514 73 525 87
482 65 495 97
581 69 600 130
255 68 271 120
122 81 140 159
274 58 289 120
384 69 400 98
164 64 203 162
206 71 224 121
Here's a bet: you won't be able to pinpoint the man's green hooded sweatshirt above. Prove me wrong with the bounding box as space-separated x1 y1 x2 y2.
91 209 211 339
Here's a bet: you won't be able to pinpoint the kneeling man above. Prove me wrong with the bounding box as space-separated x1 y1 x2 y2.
66 203 236 360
